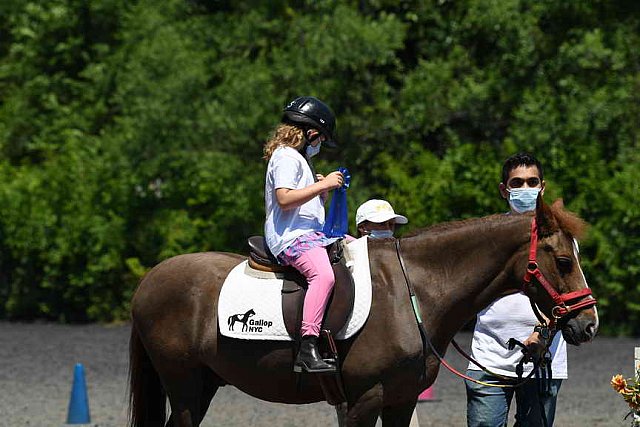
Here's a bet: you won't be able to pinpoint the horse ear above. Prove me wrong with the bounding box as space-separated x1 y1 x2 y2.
552 198 565 210
535 194 558 236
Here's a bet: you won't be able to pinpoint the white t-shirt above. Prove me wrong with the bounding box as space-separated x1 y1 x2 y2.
468 292 568 379
264 146 325 257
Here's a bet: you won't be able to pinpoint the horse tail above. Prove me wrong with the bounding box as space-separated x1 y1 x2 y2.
128 326 166 427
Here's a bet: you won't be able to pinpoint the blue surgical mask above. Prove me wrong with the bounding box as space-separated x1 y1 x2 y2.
305 142 321 159
508 187 541 213
368 229 394 239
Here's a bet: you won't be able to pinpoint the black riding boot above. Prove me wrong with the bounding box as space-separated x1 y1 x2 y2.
293 335 337 373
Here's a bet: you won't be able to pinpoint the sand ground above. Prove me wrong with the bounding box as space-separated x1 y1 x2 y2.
0 322 636 426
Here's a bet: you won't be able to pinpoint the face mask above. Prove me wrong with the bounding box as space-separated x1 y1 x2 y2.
368 229 394 239
305 141 321 159
508 187 541 213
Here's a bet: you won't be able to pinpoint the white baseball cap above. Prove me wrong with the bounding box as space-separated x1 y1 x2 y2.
355 199 408 226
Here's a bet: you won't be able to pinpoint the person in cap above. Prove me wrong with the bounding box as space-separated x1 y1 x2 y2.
355 199 408 239
263 96 344 373
355 199 420 425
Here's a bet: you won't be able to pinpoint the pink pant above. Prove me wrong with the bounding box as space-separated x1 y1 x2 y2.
287 246 335 337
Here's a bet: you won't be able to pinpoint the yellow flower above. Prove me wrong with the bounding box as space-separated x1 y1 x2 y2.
612 374 628 393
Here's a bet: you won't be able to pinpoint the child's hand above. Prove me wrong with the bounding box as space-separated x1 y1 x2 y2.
323 171 344 190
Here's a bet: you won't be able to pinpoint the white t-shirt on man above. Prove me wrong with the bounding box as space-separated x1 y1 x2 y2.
264 146 325 257
468 292 568 379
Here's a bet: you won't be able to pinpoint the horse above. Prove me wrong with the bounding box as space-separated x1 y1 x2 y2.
227 309 255 332
128 199 598 427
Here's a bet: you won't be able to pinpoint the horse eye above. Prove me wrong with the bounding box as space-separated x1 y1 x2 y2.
556 257 572 276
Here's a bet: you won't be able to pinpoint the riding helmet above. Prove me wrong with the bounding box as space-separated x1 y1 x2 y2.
282 96 337 148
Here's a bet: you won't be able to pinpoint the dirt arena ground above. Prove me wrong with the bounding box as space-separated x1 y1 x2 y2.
1 321 636 426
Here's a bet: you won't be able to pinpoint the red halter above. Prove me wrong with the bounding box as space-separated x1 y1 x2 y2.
523 218 597 319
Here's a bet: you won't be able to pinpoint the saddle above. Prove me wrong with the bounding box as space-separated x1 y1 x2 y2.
247 236 355 339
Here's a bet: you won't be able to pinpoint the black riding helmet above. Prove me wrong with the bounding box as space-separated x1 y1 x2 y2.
282 96 337 148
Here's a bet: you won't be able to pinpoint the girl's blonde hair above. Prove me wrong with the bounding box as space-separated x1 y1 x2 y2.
263 124 305 160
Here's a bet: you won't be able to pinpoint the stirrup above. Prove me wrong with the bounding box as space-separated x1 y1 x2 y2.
293 359 337 374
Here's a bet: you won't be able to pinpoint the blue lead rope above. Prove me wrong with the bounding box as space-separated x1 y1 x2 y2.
322 167 351 238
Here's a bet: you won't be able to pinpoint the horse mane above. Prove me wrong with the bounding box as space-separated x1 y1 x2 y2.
403 200 587 240
403 213 507 238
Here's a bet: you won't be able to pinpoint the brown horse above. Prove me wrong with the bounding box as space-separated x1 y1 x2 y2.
128 200 598 427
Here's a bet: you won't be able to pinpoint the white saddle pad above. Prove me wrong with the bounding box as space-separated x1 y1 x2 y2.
218 236 372 341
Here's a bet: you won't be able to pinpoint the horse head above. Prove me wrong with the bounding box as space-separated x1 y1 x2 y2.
513 197 599 345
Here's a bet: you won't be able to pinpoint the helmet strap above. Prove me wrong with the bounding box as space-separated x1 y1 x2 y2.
300 130 318 182
298 130 311 155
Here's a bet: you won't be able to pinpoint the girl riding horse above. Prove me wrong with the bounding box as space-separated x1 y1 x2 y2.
263 96 344 373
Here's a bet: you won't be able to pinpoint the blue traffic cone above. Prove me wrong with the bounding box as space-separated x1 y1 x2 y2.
66 363 91 424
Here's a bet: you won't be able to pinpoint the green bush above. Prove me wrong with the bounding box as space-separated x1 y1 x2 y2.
0 0 638 333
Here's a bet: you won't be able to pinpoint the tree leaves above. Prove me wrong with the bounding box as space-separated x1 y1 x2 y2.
0 0 637 332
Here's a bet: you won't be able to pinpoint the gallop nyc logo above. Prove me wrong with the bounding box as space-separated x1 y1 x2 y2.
227 308 274 333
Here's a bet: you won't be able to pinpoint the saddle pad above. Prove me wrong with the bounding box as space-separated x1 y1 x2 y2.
218 236 372 341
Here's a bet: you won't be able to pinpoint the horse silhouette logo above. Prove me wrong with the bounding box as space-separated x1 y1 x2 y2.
228 309 256 332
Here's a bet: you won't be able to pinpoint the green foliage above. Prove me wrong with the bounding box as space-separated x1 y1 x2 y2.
0 0 638 334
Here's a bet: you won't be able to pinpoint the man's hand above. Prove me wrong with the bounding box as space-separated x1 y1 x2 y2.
523 330 548 363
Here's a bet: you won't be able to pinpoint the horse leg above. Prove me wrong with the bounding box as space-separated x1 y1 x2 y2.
344 385 383 427
380 403 417 427
335 402 348 427
196 368 222 422
161 365 218 427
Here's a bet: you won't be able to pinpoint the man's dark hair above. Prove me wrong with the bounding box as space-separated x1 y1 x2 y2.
501 152 543 183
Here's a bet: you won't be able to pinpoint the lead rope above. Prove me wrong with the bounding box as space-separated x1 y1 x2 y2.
535 337 553 427
450 339 540 384
395 239 547 389
532 353 552 427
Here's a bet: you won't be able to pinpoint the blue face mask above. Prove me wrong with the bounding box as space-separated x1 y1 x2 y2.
368 229 394 239
305 141 321 159
508 187 541 213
